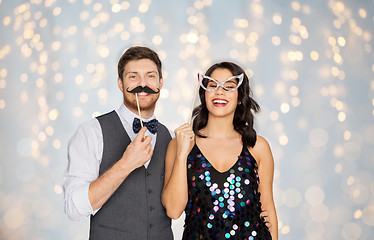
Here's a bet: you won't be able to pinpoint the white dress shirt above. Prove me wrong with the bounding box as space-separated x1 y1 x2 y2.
62 104 173 221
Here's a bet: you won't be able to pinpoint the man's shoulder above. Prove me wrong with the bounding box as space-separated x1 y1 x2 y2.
75 110 116 133
75 117 101 133
157 121 175 139
95 110 117 120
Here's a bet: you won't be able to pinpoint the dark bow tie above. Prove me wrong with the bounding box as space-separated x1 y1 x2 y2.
132 118 158 134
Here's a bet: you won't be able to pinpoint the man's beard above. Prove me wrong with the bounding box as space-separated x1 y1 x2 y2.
123 94 159 112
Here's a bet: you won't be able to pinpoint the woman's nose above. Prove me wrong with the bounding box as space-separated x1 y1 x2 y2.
215 85 225 94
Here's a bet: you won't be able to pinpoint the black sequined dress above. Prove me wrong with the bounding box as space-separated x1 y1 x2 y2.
182 144 272 240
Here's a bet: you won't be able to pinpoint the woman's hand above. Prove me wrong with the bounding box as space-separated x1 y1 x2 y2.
174 123 195 159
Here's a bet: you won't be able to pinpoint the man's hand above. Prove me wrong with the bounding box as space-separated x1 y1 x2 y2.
120 127 153 171
261 208 272 230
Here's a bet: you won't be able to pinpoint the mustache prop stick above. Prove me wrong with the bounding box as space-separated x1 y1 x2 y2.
126 86 160 131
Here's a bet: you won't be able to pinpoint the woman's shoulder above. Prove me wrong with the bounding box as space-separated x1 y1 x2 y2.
247 135 272 162
254 135 270 150
167 138 177 149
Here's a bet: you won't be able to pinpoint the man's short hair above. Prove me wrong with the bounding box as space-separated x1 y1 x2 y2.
118 46 162 80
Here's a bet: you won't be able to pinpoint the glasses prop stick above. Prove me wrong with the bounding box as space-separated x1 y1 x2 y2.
188 74 200 125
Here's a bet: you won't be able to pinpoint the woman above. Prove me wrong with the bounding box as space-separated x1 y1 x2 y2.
162 62 278 239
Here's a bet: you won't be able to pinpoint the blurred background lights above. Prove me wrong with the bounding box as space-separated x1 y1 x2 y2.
305 186 325 206
342 222 362 240
4 209 25 229
309 128 329 148
1 0 374 239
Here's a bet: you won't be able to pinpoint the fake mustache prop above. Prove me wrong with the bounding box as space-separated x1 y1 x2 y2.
126 85 160 140
126 86 160 94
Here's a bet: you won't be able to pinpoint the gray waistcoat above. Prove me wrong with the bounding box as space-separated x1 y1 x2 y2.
89 111 173 240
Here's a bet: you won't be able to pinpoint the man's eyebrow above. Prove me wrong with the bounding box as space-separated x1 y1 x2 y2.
124 71 158 76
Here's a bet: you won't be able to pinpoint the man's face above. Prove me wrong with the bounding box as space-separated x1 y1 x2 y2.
118 59 163 115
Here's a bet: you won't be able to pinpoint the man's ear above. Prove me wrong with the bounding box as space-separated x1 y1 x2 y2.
118 77 124 92
159 77 164 89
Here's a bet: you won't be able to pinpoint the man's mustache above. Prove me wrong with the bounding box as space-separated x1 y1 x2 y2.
126 86 160 94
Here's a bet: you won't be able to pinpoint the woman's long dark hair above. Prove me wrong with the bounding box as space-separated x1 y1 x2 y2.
192 62 260 148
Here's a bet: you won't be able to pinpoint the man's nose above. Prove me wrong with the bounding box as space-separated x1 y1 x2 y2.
139 75 147 87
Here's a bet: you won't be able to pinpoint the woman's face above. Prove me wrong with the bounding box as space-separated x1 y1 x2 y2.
204 68 239 119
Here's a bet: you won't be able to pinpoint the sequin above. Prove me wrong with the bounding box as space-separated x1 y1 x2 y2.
183 145 272 239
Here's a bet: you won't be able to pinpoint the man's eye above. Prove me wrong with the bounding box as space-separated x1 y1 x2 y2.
129 75 137 79
148 75 155 78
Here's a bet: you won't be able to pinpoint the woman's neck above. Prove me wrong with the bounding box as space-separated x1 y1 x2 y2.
202 115 238 139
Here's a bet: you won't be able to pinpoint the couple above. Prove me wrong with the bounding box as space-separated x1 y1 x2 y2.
63 46 278 240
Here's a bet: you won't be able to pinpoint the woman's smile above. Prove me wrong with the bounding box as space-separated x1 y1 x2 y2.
212 98 228 107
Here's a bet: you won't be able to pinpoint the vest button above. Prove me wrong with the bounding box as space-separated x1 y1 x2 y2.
149 223 153 228
150 206 155 211
146 172 151 176
148 189 152 194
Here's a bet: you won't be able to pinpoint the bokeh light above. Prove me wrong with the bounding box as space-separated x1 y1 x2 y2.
0 1 373 239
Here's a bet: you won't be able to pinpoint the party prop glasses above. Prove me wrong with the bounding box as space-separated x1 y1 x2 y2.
198 73 244 92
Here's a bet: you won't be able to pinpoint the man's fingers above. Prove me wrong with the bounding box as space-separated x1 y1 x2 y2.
135 127 147 141
143 135 152 145
147 149 154 160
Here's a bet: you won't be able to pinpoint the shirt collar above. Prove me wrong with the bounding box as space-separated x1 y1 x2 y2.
118 103 156 125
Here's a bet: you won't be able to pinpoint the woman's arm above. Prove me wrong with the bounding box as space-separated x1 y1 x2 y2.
252 136 278 240
161 123 194 219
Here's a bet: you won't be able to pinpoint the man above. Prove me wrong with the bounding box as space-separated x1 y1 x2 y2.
63 46 173 239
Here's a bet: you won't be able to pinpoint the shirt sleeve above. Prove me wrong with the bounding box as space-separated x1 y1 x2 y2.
62 119 102 221
168 128 175 139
